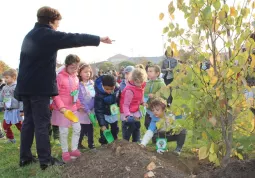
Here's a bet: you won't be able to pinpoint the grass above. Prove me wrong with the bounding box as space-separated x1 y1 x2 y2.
0 113 254 178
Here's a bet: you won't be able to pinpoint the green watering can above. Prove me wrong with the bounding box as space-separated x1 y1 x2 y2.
103 129 114 144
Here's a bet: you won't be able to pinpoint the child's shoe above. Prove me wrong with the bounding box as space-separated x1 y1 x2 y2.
173 148 181 156
62 152 71 163
89 144 96 149
70 149 81 158
78 144 86 150
5 139 16 143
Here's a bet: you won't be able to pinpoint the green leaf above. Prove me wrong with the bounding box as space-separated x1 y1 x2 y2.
209 153 217 162
184 39 190 45
169 23 175 29
179 28 185 35
210 142 215 154
203 6 212 19
213 1 221 11
163 27 169 34
192 34 200 45
187 16 195 28
168 1 175 14
199 146 209 160
223 4 229 13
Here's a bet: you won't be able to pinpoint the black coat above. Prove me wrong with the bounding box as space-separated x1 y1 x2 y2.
94 76 120 127
15 23 100 98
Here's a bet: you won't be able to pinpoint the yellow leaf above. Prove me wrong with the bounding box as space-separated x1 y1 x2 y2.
170 13 175 20
199 146 209 160
230 7 236 16
210 76 218 86
216 88 220 97
159 13 164 20
210 143 215 154
202 131 208 139
251 54 255 68
209 153 217 162
253 1 255 9
226 69 234 78
237 153 244 160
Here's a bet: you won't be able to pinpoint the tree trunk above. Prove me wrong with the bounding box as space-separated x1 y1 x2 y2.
221 113 233 167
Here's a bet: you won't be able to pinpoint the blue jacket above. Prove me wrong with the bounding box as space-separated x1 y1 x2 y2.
147 111 160 132
94 76 120 127
15 23 100 98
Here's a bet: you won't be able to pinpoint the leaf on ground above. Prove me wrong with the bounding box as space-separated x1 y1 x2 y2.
147 162 156 171
199 146 209 160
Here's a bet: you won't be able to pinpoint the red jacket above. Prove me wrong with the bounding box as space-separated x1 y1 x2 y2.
120 81 146 114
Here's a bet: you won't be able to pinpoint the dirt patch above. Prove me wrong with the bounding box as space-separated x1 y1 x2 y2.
197 159 255 178
62 140 188 178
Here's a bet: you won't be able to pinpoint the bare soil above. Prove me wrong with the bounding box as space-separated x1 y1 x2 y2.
62 140 255 178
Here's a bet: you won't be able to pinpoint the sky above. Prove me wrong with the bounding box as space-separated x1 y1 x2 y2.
0 0 175 68
0 0 239 68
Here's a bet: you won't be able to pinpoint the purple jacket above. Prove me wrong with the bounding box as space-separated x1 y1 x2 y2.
78 80 95 113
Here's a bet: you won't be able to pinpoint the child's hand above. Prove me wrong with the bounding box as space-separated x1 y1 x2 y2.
20 112 24 117
78 108 84 113
101 126 107 131
148 94 154 98
60 108 67 114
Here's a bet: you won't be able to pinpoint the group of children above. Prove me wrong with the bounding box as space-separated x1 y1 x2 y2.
0 54 187 163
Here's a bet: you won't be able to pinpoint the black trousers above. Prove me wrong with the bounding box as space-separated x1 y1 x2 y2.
20 96 51 165
122 121 141 142
49 125 59 140
152 129 187 151
79 124 94 148
99 121 119 145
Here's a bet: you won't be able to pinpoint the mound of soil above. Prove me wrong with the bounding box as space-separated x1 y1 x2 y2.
62 140 188 178
197 159 255 178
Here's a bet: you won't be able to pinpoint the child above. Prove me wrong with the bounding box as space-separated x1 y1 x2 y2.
51 54 82 162
140 97 186 155
119 66 134 91
77 63 95 149
94 75 120 145
144 65 166 128
120 68 147 142
0 69 23 143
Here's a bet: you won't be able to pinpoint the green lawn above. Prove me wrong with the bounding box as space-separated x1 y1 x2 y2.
0 112 254 178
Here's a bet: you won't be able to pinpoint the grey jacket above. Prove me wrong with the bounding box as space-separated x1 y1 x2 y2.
0 83 23 110
161 56 178 78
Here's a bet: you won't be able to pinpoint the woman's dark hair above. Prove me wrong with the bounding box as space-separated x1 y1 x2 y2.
102 75 116 87
37 6 62 24
65 54 80 66
78 63 93 81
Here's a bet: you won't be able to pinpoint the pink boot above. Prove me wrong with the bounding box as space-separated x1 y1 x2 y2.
70 149 81 158
62 152 71 163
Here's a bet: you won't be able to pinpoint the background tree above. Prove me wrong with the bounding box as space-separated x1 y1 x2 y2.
99 62 115 72
160 0 255 166
0 60 10 75
118 60 135 69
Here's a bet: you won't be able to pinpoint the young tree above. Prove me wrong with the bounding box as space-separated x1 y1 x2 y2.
161 0 255 166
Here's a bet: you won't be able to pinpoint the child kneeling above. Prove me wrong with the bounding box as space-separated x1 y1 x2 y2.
140 97 186 155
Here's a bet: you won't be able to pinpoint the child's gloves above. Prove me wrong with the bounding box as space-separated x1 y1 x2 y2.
141 130 154 147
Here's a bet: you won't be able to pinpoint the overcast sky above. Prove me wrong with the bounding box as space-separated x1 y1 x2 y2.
0 0 238 68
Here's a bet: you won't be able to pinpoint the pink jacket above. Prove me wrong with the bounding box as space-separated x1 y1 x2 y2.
52 69 81 111
120 81 145 116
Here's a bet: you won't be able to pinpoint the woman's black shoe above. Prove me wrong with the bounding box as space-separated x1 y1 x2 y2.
40 157 64 170
19 156 37 167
